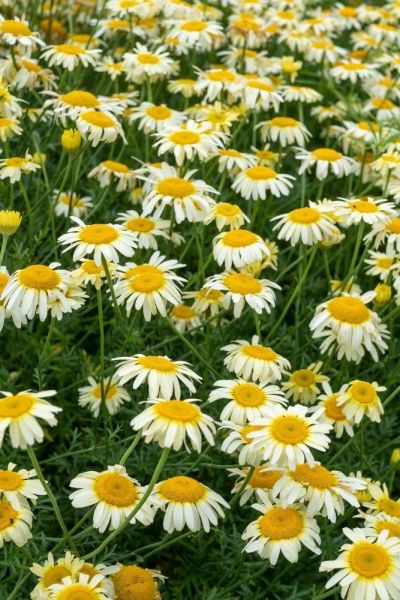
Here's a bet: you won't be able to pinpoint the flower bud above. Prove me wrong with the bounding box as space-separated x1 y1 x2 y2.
61 129 82 152
0 210 22 236
390 448 400 466
374 283 392 307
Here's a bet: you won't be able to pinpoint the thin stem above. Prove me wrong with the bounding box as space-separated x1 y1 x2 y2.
230 466 254 507
101 256 122 322
0 235 8 265
119 430 142 466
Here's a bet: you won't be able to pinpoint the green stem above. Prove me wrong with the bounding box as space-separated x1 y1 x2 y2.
230 466 254 507
0 235 8 264
119 430 142 466
101 256 122 322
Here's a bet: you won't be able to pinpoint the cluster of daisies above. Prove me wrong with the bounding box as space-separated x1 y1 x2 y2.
0 0 400 598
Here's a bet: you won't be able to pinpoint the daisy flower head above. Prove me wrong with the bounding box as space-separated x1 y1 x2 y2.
70 259 116 291
41 43 101 71
78 375 130 417
153 120 225 166
273 463 365 522
117 210 169 249
155 475 229 533
140 163 218 223
131 398 215 452
112 565 163 600
58 217 137 267
337 380 386 424
259 116 311 147
241 76 282 112
43 90 122 125
88 160 136 191
54 191 93 219
335 197 397 227
365 216 400 252
232 165 295 200
113 252 185 320
168 77 197 98
312 382 355 438
310 292 390 363
364 97 400 122
170 304 202 332
362 512 400 541
123 43 176 83
242 498 321 564
208 378 287 424
212 229 271 270
281 85 323 104
0 389 61 449
69 464 157 533
76 110 126 147
229 465 283 505
216 148 256 175
0 498 32 548
30 551 85 599
0 463 45 509
320 528 400 600
204 270 280 318
272 203 339 246
184 286 224 317
363 483 400 519
167 19 224 52
0 153 40 183
223 336 290 383
221 421 268 466
205 201 249 231
114 354 201 399
130 101 185 133
296 147 356 180
0 209 21 237
331 60 379 84
281 362 329 405
48 573 112 600
248 404 332 470
0 18 44 51
0 117 22 141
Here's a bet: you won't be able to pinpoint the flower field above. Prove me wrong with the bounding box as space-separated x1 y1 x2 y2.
1 0 400 598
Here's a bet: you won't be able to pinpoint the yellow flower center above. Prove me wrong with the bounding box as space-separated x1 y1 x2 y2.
113 566 157 600
59 193 84 208
215 203 241 218
126 265 166 293
288 207 321 225
22 59 41 72
292 464 338 488
313 40 333 49
107 19 129 29
155 399 199 422
327 296 370 325
56 44 84 56
376 520 400 539
19 265 60 290
342 62 366 71
378 497 400 518
55 584 101 600
224 272 262 295
324 394 346 421
222 230 258 248
292 369 316 387
349 381 376 405
5 157 26 167
80 111 115 128
137 53 160 65
94 471 137 507
79 223 118 245
377 257 393 269
249 467 281 488
0 499 17 531
171 304 196 319
137 355 177 373
245 166 277 181
102 159 129 173
0 470 22 491
243 345 277 361
80 563 98 578
169 130 201 145
270 415 309 444
0 20 32 36
156 177 195 198
43 566 71 588
348 542 391 579
180 20 207 32
0 117 12 128
351 199 378 213
386 217 400 234
231 381 268 408
126 217 154 233
260 507 304 539
219 149 241 158
81 260 104 275
60 90 99 108
93 383 117 400
145 106 172 120
371 98 395 110
0 272 9 294
241 424 264 443
340 6 357 16
312 148 343 161
247 80 274 92
159 475 205 502
269 117 298 128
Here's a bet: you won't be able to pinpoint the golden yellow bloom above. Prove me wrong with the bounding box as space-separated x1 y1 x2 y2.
0 210 22 236
374 283 392 307
390 448 400 465
61 129 82 152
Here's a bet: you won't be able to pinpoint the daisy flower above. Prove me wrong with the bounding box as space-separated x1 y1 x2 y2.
208 378 287 424
364 97 400 121
88 160 136 191
273 463 365 522
131 398 215 452
204 271 280 318
48 574 112 600
248 404 332 470
117 210 169 249
0 463 45 509
212 229 271 270
69 464 157 533
70 260 116 291
281 362 329 405
232 165 295 200
334 197 396 227
365 217 400 252
123 43 175 83
112 565 163 600
43 90 121 124
242 499 321 564
309 292 390 363
0 498 32 548
168 20 224 52
259 116 311 147
216 148 256 174
154 475 229 533
280 85 322 103
184 286 224 317
0 389 61 449
331 61 378 84
78 375 130 417
223 336 290 383
228 465 283 505
41 44 101 71
0 153 40 183
168 77 197 97
312 382 355 438
362 513 400 541
363 484 400 519
114 354 201 399
242 77 282 112
76 111 126 147
54 191 93 219
130 102 184 133
30 551 84 598
0 18 43 51
337 380 386 424
0 117 22 141
153 120 225 166
221 422 267 466
113 253 185 320
296 147 356 180
58 217 137 266
272 204 338 246
170 304 202 332
365 250 400 282
205 202 249 231
320 528 400 600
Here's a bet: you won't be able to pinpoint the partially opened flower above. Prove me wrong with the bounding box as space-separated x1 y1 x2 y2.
205 202 249 231
0 463 45 509
155 475 229 532
222 336 290 383
69 464 157 533
337 379 386 424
